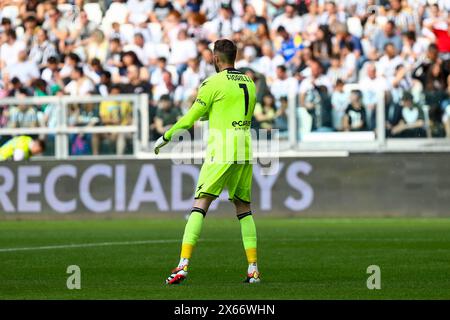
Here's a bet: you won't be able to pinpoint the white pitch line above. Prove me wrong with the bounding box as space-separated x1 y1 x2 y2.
0 239 181 253
0 237 447 253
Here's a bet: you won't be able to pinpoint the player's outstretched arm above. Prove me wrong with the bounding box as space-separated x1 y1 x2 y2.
154 81 213 155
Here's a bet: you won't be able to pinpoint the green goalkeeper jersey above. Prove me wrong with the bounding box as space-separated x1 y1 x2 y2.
164 68 256 163
0 136 33 161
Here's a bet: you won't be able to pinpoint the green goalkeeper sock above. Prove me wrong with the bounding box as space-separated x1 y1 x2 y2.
180 208 206 261
237 211 257 264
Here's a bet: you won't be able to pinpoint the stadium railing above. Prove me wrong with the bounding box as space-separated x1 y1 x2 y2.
1 90 449 160
0 94 148 159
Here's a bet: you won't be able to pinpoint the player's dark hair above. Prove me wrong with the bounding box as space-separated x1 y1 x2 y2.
36 139 46 151
213 39 237 64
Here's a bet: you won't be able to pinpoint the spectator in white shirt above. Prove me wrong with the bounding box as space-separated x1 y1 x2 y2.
302 2 320 42
169 29 198 74
151 57 179 87
271 4 304 36
124 33 155 67
400 31 422 65
41 7 70 44
28 29 58 68
376 42 404 80
174 58 202 105
359 63 388 129
126 0 154 26
199 48 216 79
271 65 299 108
60 53 82 81
21 15 39 52
299 59 332 108
4 50 40 86
0 30 26 70
319 1 347 27
41 56 60 87
253 43 284 85
70 10 98 42
153 70 176 102
64 66 95 96
205 3 243 41
341 42 358 83
326 54 346 86
331 79 349 130
236 45 260 70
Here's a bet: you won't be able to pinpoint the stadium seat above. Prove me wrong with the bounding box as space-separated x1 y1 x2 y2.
375 16 388 27
84 3 103 25
120 24 136 44
103 2 128 24
148 22 163 43
15 26 24 39
347 17 363 38
57 3 74 16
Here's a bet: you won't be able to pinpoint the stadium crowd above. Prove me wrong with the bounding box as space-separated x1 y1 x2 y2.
0 0 450 155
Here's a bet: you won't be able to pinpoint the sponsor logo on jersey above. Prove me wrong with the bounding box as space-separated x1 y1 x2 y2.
232 120 252 127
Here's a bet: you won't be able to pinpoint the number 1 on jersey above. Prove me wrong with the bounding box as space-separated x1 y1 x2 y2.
239 83 249 116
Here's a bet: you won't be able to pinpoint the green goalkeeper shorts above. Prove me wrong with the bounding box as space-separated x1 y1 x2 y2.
194 162 252 203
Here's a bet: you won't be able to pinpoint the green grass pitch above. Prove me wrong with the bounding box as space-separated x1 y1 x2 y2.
0 217 449 299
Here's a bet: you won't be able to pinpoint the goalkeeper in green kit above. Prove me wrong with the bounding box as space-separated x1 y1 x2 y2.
154 39 260 284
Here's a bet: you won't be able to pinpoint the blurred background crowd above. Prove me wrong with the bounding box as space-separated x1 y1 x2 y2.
0 0 449 155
